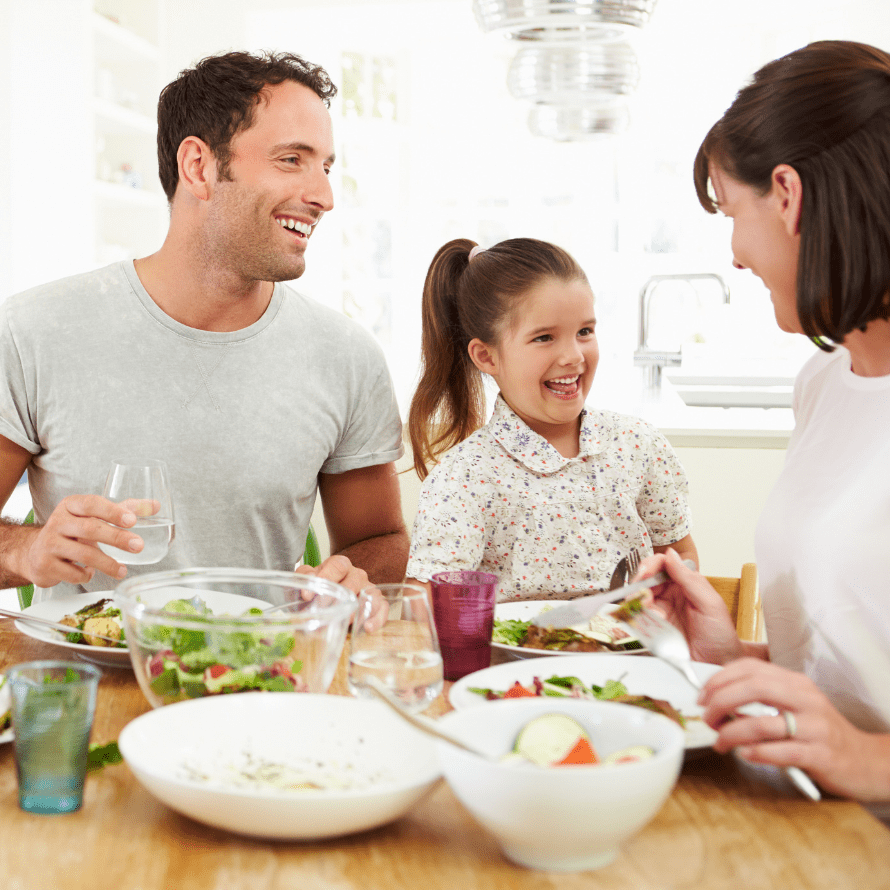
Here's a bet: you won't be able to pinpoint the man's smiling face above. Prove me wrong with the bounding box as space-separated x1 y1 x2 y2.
203 79 336 283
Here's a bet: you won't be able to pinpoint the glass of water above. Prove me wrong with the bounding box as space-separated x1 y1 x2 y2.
348 583 444 713
98 459 175 565
7 660 101 814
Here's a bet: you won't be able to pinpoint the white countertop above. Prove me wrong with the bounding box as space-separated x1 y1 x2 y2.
592 361 795 449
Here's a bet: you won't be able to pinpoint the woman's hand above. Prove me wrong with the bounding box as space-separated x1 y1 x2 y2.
699 658 890 803
633 548 748 665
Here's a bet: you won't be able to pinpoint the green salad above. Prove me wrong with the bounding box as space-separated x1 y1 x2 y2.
143 598 304 704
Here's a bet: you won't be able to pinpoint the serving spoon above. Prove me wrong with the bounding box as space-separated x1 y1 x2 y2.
364 676 489 758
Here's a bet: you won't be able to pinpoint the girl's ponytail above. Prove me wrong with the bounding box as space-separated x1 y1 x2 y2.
408 239 486 480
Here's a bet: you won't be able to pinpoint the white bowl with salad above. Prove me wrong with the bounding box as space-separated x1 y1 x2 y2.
436 697 684 872
115 568 357 708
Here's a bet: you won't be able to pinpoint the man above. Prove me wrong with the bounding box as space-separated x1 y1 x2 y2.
0 51 408 603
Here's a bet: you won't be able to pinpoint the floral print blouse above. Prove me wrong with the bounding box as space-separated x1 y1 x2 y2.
407 395 692 602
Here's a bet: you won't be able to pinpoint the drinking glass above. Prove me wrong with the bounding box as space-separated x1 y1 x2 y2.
348 584 444 713
430 571 498 681
97 458 174 565
7 660 101 814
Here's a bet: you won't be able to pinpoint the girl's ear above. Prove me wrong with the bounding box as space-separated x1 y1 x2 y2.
771 164 803 237
468 338 498 375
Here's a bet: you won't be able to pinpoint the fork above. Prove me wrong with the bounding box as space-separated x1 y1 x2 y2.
626 548 641 580
627 607 822 801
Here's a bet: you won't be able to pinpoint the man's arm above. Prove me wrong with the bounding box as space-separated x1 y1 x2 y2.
0 435 144 588
317 462 409 585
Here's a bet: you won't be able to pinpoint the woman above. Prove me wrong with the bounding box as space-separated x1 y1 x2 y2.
637 40 890 809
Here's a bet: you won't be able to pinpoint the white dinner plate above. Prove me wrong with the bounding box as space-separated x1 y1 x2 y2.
14 588 270 669
492 600 648 659
448 653 720 750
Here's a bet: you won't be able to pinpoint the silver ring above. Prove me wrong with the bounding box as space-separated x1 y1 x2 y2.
782 710 797 739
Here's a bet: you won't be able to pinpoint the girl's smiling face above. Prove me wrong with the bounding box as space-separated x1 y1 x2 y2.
471 277 599 447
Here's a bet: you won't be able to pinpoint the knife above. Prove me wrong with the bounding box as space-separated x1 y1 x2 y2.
530 560 696 629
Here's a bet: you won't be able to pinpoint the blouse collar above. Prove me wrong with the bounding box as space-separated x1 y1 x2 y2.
487 394 606 474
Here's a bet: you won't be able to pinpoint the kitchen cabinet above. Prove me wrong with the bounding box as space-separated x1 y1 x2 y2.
0 0 167 296
91 0 168 265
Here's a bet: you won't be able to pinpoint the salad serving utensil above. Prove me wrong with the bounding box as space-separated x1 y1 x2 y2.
365 676 489 759
624 605 822 802
0 607 123 645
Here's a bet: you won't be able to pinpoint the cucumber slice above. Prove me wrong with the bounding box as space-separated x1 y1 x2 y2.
513 713 592 766
602 744 654 765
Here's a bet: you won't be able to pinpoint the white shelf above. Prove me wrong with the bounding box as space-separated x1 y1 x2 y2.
94 97 157 135
92 11 159 64
94 180 166 208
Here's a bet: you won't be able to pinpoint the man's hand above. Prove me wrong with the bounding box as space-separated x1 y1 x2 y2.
19 495 145 587
294 553 388 631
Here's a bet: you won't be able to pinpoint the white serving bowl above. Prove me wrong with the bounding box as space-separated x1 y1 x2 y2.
119 693 441 839
437 698 684 872
115 568 357 708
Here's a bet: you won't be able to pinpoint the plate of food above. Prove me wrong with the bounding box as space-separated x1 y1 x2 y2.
492 600 646 658
0 673 12 744
448 653 721 750
14 588 270 669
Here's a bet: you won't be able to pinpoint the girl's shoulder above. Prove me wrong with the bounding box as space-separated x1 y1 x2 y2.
422 425 501 481
582 406 664 442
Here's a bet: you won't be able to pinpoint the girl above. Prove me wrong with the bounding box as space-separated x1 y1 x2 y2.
405 237 698 601
637 40 890 811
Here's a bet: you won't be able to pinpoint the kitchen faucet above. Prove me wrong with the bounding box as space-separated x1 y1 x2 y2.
633 273 731 386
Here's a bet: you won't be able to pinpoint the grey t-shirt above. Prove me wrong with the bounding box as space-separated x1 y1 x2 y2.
0 261 403 599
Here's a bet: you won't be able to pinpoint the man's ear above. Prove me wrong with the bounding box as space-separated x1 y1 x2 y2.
468 338 498 375
177 136 217 202
771 164 803 237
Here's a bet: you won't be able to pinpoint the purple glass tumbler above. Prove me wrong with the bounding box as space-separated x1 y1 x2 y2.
430 571 498 681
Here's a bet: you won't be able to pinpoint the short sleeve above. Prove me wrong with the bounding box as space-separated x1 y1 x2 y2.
0 300 41 454
320 343 404 474
634 429 692 545
406 460 488 581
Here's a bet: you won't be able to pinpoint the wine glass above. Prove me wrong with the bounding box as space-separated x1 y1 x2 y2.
97 459 175 565
348 584 444 714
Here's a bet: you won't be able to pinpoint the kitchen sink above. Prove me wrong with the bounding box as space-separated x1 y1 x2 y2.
665 373 795 409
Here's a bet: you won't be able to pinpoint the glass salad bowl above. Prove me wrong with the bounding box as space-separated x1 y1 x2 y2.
114 568 357 709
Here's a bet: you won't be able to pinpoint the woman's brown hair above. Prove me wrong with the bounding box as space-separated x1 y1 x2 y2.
693 40 890 346
407 237 588 480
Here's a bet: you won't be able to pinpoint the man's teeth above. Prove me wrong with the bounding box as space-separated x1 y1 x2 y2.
276 218 312 235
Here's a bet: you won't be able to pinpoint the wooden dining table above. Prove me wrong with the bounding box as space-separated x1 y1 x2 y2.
1 622 889 890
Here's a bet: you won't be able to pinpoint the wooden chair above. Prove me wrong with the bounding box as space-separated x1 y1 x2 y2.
705 562 762 642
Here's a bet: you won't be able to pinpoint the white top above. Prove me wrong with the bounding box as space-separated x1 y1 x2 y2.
407 395 691 601
0 261 404 600
756 347 890 733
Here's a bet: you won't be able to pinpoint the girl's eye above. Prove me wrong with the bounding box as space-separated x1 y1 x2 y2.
532 334 553 343
578 327 595 337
